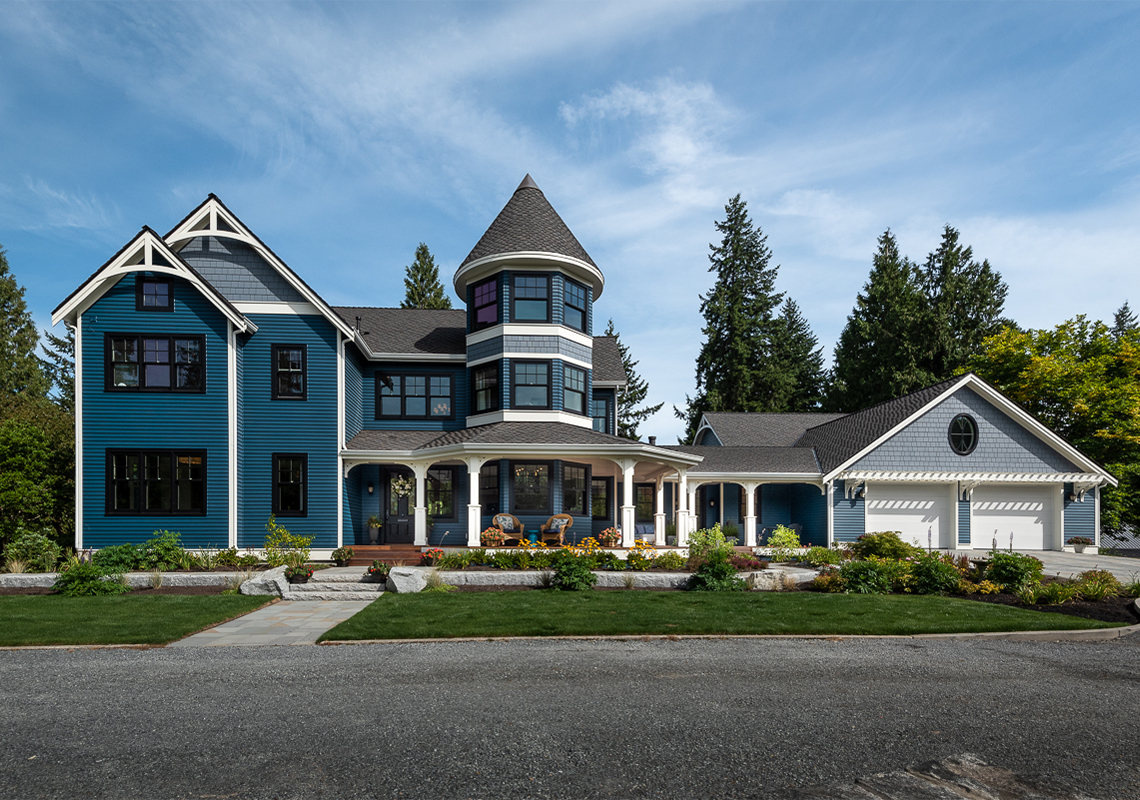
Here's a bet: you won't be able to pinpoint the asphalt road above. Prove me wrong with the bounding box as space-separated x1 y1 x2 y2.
2 636 1138 799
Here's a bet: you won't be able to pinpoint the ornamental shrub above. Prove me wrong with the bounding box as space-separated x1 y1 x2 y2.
984 551 1043 592
812 568 847 593
653 551 686 571
910 553 962 595
803 546 842 568
550 551 597 591
687 524 733 568
5 527 62 572
851 532 921 560
838 559 894 594
142 530 186 571
53 562 130 596
687 550 747 592
765 525 802 562
92 543 144 574
263 515 312 568
1075 570 1121 601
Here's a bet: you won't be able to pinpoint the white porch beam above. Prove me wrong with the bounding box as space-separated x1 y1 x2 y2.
412 463 429 547
741 482 760 547
654 477 666 546
464 456 488 547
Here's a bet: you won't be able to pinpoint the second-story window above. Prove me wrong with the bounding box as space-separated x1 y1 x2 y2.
107 334 204 392
511 361 549 409
377 373 453 419
564 365 587 414
471 363 499 414
272 345 306 400
472 278 498 329
564 279 587 332
511 274 550 323
136 278 172 312
591 396 611 434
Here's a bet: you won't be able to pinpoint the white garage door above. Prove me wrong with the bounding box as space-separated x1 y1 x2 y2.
972 486 1054 550
865 483 954 549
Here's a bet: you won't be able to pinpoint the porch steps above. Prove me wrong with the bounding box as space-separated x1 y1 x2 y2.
288 570 384 602
346 545 422 567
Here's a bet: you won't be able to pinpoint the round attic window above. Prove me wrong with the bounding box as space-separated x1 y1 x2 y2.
948 414 978 456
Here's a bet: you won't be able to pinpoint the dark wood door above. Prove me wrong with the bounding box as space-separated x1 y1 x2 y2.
385 474 414 543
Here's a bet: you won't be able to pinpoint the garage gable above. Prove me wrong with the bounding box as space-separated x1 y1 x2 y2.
851 387 1081 474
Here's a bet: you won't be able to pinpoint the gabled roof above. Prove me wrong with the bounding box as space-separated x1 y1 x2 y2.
51 227 255 333
667 445 821 475
697 411 846 447
333 307 466 360
590 335 627 385
460 175 596 268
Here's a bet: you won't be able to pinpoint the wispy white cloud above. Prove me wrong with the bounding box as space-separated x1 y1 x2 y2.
0 178 120 234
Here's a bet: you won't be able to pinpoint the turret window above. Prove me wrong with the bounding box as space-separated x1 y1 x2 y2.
511 361 550 409
472 278 498 329
564 280 587 332
511 275 550 323
564 366 587 414
472 364 499 413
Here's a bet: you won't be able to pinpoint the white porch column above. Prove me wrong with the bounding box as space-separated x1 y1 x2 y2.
618 460 637 547
412 463 429 547
464 456 486 548
677 470 690 547
742 482 759 547
654 477 666 545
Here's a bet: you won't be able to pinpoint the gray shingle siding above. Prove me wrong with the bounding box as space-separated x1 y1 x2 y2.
851 388 1080 473
469 335 591 364
178 236 305 303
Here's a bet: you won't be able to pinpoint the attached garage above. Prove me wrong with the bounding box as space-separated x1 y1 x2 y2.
971 485 1055 550
865 483 955 549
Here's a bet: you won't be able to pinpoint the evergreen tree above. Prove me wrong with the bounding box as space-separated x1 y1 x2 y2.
603 320 663 440
770 299 826 411
400 243 452 310
0 245 49 399
827 230 930 411
1111 300 1138 341
674 195 785 442
39 325 74 413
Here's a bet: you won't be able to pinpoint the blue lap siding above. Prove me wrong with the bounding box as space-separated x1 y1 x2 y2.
832 480 865 543
1063 483 1096 545
81 273 229 548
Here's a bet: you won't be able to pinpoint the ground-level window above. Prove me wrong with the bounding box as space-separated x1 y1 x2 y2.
106 450 206 515
377 373 453 419
426 467 456 520
635 484 654 523
591 396 611 434
272 344 306 400
273 454 307 516
563 463 588 516
471 364 499 414
591 477 611 521
107 334 204 392
511 461 551 514
480 463 500 514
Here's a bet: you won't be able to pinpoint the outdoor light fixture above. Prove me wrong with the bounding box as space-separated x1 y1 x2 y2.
367 483 374 494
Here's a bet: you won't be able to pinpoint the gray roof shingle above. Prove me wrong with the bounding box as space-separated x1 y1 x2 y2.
461 176 596 267
334 307 466 356
591 336 627 384
347 422 638 451
667 445 821 474
701 412 847 446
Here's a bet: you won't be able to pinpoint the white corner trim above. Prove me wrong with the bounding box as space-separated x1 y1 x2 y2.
74 317 83 551
464 409 595 429
227 321 237 548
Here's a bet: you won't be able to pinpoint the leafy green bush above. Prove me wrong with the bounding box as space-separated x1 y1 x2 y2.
687 524 733 568
625 548 655 571
92 543 143 573
550 552 597 591
984 551 1043 592
802 546 842 568
1076 570 1121 601
1124 574 1140 598
142 530 186 571
811 568 847 593
237 553 260 568
1037 580 1080 605
721 521 740 544
215 547 240 567
653 551 687 570
263 515 312 567
910 553 963 595
53 562 130 596
687 551 747 591
838 559 896 594
765 525 801 562
5 527 62 572
851 532 921 560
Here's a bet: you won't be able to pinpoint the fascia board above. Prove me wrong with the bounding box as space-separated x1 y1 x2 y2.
454 251 605 298
590 380 627 388
341 443 704 467
686 472 823 483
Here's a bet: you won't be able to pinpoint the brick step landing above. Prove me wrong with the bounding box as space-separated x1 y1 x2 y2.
346 545 422 567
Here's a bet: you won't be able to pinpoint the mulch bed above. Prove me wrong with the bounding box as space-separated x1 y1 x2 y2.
960 592 1139 625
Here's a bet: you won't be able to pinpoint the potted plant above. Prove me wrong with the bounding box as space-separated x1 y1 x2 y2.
367 514 383 545
481 527 506 547
284 564 314 584
331 546 354 567
366 560 390 582
420 547 445 566
1067 536 1094 553
599 527 621 548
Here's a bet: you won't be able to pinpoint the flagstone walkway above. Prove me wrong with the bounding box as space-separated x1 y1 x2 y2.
168 600 372 647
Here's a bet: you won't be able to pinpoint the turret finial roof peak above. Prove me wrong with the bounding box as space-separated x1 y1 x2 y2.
516 173 540 192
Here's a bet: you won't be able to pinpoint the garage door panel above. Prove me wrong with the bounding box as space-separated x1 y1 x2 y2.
972 487 1054 550
865 483 952 549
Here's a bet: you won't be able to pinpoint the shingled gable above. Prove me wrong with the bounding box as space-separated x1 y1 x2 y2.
697 411 847 447
333 306 466 359
51 226 255 333
590 335 627 385
460 175 596 268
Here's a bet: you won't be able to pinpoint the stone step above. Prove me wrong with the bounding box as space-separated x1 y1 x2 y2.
290 581 383 594
287 590 385 602
308 571 377 583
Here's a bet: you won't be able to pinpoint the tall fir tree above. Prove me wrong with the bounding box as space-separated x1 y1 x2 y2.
1111 300 1138 341
827 230 931 411
0 245 49 400
770 299 826 411
400 243 452 310
603 320 663 440
39 325 75 412
674 195 786 442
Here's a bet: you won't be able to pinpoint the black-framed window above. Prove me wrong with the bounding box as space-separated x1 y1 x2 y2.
136 278 172 312
273 454 307 516
949 414 979 455
471 363 499 414
591 477 612 521
563 463 588 516
511 360 550 409
564 365 587 415
272 344 306 400
564 279 587 332
107 334 204 392
377 373 454 419
426 467 456 520
480 463 500 514
106 450 206 515
511 274 550 323
472 278 499 330
511 461 551 514
591 396 611 434
635 484 655 523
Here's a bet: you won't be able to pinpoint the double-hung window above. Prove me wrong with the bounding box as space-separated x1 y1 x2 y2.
511 361 549 409
471 364 499 414
511 462 551 514
564 366 587 415
472 278 499 329
107 450 206 515
511 275 550 323
107 334 204 392
591 396 611 434
563 464 588 516
426 467 456 520
564 279 587 332
480 463 500 514
272 345 306 400
273 454 307 516
377 373 453 419
635 485 655 524
591 477 612 521
136 278 172 312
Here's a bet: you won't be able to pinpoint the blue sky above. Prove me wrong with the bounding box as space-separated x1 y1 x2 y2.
3 1 1139 442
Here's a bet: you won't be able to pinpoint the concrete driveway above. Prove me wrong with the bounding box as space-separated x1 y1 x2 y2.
952 549 1140 582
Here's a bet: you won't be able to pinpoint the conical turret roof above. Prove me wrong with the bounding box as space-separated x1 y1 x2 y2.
460 175 596 268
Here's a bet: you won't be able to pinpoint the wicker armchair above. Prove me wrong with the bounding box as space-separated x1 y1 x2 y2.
540 514 573 546
492 513 524 546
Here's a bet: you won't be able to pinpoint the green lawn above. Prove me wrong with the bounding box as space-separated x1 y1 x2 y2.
0 595 273 646
320 591 1123 641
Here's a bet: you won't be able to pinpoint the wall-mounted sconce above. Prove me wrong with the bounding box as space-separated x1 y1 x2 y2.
709 499 715 507
367 483 374 495
855 487 866 499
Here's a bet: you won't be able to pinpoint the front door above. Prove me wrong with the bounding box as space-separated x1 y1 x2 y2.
385 471 415 544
